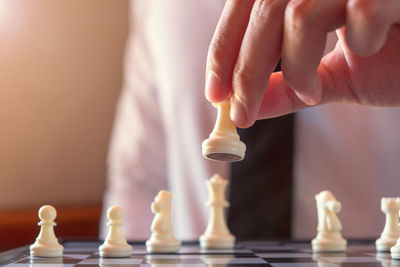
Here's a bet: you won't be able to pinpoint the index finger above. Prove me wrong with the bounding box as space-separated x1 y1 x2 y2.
205 0 255 103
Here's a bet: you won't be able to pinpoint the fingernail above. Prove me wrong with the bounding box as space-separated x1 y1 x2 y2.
295 78 322 106
230 97 247 128
205 72 224 102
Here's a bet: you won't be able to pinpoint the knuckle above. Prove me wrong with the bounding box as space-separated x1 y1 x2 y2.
253 0 287 21
285 0 317 30
207 38 229 71
349 0 383 24
232 62 256 99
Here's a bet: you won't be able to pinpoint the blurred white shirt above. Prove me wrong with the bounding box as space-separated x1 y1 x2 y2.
101 0 400 240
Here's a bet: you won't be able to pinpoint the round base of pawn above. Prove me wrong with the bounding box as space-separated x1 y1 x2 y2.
312 237 347 252
202 137 245 162
199 234 235 249
99 243 133 258
391 243 400 259
376 237 398 252
146 238 181 253
30 242 63 257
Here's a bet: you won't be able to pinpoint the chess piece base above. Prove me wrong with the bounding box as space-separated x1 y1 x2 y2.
202 137 245 162
376 236 398 252
99 243 133 258
312 236 347 252
30 241 63 257
146 238 181 253
199 233 235 249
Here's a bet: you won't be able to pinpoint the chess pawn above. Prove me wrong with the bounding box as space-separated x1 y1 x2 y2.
311 190 347 252
99 206 133 257
30 205 63 257
146 190 181 253
376 197 400 251
200 174 235 249
202 100 246 162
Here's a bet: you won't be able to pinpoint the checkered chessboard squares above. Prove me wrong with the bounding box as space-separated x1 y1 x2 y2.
3 241 400 266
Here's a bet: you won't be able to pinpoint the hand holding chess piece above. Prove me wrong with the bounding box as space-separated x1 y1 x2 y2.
30 205 63 257
376 197 400 251
312 190 347 252
99 206 133 257
202 100 246 162
200 174 235 249
146 190 181 253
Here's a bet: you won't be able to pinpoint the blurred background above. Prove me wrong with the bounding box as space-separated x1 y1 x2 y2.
0 0 129 250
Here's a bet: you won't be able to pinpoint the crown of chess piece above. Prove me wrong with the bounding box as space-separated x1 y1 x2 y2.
311 190 347 252
30 205 64 257
199 174 235 249
202 100 246 162
146 190 181 253
376 197 400 251
99 206 133 257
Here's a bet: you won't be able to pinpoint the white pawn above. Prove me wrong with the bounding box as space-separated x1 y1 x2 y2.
312 190 347 252
99 206 132 257
202 100 246 162
30 205 63 257
376 197 400 251
199 174 235 249
146 190 181 253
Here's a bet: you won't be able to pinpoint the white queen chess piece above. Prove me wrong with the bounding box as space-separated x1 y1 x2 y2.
312 190 347 252
30 205 63 257
376 197 400 251
99 206 133 257
200 174 235 249
146 190 181 253
202 100 246 162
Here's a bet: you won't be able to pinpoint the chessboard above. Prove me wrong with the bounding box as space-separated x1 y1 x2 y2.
0 239 398 266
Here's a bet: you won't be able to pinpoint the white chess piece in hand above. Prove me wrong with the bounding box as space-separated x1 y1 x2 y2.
312 190 347 252
146 190 181 253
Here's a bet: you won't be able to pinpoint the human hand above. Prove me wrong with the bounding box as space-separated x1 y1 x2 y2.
205 0 400 128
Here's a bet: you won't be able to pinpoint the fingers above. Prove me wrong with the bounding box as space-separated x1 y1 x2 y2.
205 0 255 103
256 50 348 119
256 72 308 119
345 0 400 56
230 0 289 128
281 0 346 106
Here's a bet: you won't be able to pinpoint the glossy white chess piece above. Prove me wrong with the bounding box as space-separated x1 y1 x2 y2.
311 190 347 252
200 174 235 249
376 197 400 251
390 210 400 259
30 205 63 257
202 100 246 162
146 190 181 253
99 206 133 257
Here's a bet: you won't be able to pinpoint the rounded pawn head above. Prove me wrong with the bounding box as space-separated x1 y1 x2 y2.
107 206 124 222
39 205 57 221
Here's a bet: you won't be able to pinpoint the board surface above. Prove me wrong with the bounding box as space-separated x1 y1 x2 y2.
0 240 398 266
